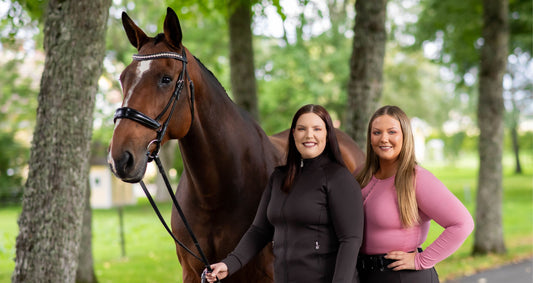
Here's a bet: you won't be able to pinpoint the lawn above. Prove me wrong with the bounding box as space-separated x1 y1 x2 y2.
0 153 531 282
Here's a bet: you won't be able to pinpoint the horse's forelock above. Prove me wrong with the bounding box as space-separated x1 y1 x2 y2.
154 33 165 45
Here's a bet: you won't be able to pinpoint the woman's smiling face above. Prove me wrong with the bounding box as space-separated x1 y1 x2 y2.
370 114 403 163
293 113 327 159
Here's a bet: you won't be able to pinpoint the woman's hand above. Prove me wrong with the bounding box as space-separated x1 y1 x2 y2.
384 250 416 271
204 262 228 282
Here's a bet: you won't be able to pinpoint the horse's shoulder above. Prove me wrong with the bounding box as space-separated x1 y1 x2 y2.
334 129 365 175
268 129 289 157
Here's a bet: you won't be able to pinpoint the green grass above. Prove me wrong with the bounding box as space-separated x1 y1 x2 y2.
0 153 531 282
91 202 182 282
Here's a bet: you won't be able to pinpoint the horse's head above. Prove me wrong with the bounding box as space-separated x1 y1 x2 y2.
108 8 193 183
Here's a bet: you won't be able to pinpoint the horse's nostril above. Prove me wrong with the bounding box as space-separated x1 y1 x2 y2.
125 151 134 169
115 150 135 175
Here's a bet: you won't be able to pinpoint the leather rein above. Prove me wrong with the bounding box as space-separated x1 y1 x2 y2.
113 50 217 282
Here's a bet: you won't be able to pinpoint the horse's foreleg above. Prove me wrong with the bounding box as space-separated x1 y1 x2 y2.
176 247 204 283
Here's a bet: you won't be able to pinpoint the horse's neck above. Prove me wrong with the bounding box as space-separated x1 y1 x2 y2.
178 69 276 202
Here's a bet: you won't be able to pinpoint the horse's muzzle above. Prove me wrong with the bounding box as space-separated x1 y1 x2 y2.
108 150 147 183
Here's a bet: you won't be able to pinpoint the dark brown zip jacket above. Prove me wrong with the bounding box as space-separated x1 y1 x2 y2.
222 153 364 282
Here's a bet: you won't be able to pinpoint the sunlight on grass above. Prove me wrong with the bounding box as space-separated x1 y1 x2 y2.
92 202 184 283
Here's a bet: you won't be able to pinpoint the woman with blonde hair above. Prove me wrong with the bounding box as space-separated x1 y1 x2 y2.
356 105 474 282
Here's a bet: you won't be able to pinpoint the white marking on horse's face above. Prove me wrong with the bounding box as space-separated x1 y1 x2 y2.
123 60 152 107
117 60 153 129
107 149 116 173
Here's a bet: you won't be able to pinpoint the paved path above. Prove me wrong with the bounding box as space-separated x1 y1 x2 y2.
445 258 532 283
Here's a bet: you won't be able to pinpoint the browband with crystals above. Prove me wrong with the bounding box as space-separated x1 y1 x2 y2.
132 52 187 62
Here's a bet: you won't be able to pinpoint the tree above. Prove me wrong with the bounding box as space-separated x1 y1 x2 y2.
411 0 531 255
77 177 97 283
11 0 111 281
229 0 259 120
473 0 509 255
505 51 533 174
344 0 389 149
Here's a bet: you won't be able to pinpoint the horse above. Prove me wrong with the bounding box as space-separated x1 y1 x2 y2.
107 7 364 283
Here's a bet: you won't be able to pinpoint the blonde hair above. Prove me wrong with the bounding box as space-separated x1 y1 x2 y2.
356 105 419 227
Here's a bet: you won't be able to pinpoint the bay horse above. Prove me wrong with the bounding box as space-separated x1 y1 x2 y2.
108 7 364 283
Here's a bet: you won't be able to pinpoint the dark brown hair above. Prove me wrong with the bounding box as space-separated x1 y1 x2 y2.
282 104 345 192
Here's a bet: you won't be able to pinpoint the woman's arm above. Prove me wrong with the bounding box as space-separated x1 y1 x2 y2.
328 167 364 282
215 172 277 278
413 167 474 270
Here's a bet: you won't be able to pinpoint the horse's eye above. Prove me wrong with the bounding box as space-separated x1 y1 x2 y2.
161 76 172 84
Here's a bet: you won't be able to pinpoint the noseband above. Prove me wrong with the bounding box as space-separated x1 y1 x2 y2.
113 49 194 161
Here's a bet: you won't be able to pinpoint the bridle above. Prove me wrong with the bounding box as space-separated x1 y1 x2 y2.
113 50 217 282
114 49 195 162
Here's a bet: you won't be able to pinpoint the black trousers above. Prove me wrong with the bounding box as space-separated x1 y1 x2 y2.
359 267 440 283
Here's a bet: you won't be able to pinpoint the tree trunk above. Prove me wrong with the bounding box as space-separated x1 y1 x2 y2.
511 126 522 174
76 178 97 283
11 1 111 282
509 98 522 174
345 0 388 149
473 0 508 255
228 0 259 121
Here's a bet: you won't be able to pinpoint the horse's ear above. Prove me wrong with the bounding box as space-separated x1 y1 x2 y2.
122 12 149 50
163 7 183 49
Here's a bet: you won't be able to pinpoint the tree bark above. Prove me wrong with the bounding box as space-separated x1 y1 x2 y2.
345 0 388 149
228 0 259 121
511 126 522 174
12 1 111 282
76 178 97 283
473 0 508 255
509 97 522 174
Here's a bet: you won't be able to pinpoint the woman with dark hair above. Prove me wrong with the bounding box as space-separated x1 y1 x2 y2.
356 105 474 283
206 104 364 282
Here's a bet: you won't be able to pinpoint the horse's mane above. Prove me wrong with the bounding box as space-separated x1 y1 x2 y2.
193 56 228 94
194 56 258 125
152 33 228 95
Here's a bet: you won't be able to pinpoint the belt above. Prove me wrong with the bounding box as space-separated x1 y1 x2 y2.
357 248 423 272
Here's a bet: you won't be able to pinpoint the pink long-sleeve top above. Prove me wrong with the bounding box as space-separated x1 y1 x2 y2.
361 166 474 270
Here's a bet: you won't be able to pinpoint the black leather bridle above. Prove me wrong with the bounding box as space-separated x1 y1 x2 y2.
113 50 194 162
112 50 217 282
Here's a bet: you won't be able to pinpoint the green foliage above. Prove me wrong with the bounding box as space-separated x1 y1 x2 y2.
508 0 533 53
411 0 483 75
0 58 37 204
0 59 38 132
0 0 43 47
0 132 25 204
411 0 532 76
381 47 455 127
505 130 533 153
255 35 353 134
4 0 46 22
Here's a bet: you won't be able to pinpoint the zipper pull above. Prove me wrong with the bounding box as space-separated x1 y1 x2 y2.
315 241 320 250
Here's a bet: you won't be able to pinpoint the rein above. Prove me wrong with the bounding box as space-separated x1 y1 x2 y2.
113 50 216 282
